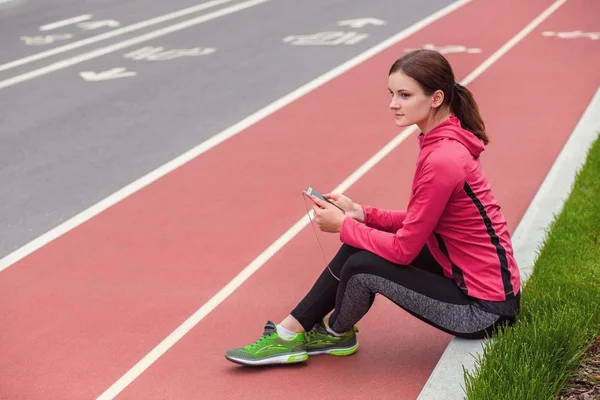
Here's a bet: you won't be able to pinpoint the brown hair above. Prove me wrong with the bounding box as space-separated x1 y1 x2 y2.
389 49 489 145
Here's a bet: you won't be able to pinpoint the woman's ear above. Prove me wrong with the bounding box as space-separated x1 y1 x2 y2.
432 90 444 108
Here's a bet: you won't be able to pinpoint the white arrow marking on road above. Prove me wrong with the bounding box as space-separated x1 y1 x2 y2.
39 14 93 31
20 34 74 45
337 18 386 28
404 43 482 54
143 47 215 60
124 46 216 60
283 31 368 46
123 46 166 60
77 20 121 30
542 30 600 40
79 67 136 81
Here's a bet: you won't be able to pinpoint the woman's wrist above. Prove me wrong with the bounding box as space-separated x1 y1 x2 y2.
351 203 365 222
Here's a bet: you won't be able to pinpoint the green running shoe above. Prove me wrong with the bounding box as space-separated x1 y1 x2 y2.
225 321 308 366
304 318 359 356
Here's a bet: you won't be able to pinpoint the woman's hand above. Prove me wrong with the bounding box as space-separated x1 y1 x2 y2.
323 192 365 222
306 195 347 233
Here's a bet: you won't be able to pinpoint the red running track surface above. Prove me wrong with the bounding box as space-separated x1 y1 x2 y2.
1 0 599 398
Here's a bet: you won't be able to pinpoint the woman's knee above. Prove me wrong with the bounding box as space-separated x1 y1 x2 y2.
339 251 377 281
327 244 363 276
333 244 363 260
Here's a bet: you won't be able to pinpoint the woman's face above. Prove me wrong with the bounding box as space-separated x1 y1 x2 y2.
387 71 435 128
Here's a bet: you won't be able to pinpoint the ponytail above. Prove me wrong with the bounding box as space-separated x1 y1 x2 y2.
451 83 489 145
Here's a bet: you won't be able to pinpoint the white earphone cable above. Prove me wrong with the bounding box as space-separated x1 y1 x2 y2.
303 194 341 281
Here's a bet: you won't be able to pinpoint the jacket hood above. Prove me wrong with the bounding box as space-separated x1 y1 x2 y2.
418 116 485 158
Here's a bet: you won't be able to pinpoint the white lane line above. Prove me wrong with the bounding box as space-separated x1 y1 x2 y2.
39 14 93 31
461 0 567 86
96 0 572 396
92 1 479 398
0 0 236 74
0 0 270 90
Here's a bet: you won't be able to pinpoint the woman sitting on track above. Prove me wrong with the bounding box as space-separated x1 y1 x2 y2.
224 49 521 366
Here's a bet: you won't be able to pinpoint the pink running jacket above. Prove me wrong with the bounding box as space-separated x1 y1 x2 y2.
340 116 521 302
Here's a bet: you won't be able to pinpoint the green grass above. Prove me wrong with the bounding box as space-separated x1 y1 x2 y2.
463 133 600 400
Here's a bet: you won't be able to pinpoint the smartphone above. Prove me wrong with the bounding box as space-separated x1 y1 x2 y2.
305 186 345 213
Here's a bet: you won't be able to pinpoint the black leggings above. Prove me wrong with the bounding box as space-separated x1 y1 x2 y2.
290 244 519 339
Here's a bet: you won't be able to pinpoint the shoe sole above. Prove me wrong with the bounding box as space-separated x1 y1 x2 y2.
225 351 308 366
306 341 359 356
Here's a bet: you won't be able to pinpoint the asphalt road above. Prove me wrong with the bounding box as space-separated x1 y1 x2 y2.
0 0 455 259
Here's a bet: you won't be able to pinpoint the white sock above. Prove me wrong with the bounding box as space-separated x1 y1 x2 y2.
276 324 298 339
324 318 342 337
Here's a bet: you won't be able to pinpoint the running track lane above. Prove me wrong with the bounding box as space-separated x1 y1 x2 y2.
0 1 595 400
105 0 600 398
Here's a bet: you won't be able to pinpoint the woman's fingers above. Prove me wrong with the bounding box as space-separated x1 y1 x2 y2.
311 202 322 214
324 192 338 201
309 195 329 209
